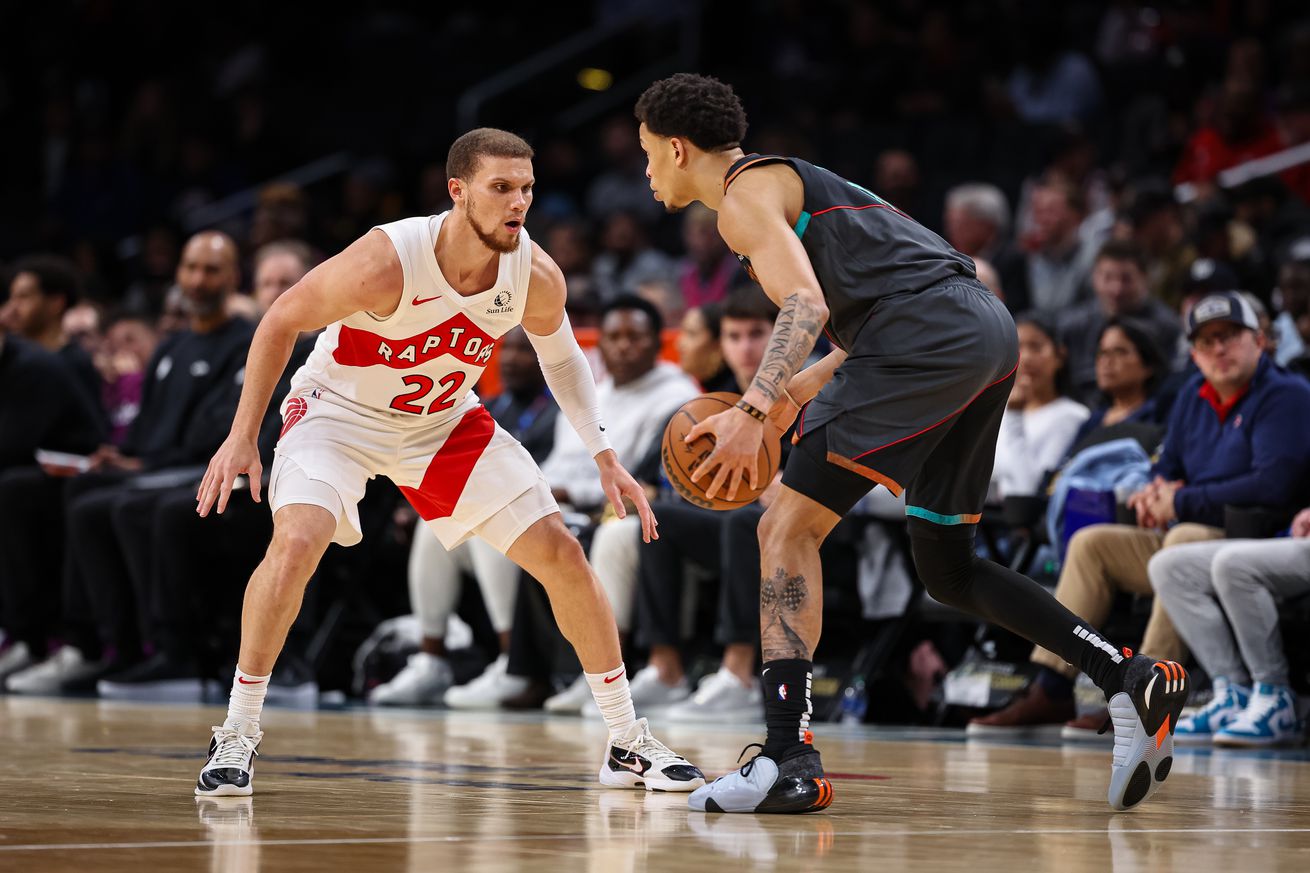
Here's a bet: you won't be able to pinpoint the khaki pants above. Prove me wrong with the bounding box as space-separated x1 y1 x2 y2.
1031 522 1225 678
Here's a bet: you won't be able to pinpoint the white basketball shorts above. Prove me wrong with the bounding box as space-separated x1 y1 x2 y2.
268 389 557 554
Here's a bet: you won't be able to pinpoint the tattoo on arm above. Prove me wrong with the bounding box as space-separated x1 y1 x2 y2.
760 567 810 660
749 293 825 405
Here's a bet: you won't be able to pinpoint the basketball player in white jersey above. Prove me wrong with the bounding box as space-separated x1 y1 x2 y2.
192 129 704 797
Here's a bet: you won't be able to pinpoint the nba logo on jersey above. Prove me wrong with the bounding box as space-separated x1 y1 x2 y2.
778 684 788 701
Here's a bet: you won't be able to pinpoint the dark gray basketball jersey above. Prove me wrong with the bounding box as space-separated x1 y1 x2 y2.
723 154 975 351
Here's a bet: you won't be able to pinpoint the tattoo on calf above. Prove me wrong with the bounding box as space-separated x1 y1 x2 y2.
760 567 810 660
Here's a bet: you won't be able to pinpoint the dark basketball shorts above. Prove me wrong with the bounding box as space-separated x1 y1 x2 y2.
781 277 1019 525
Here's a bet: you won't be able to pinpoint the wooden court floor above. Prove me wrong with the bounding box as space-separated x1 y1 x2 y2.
2 697 1309 872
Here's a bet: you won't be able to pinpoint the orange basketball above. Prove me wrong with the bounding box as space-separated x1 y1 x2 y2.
661 392 781 511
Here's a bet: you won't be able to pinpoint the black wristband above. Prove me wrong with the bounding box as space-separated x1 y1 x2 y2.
735 399 767 422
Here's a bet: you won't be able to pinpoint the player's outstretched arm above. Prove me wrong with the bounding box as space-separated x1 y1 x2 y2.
196 230 403 517
521 243 657 542
685 176 829 501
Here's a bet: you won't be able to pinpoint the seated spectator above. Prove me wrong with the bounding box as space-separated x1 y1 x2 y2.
943 183 1029 311
368 327 558 706
2 254 102 409
0 321 106 683
677 203 749 309
1273 237 1310 367
675 303 736 393
1149 506 1310 747
439 296 697 710
1173 78 1284 193
95 312 158 447
63 301 104 359
585 115 665 225
1023 175 1098 311
1067 317 1167 452
4 231 254 696
90 239 317 701
991 314 1088 500
591 211 677 301
968 291 1310 738
1124 183 1196 310
624 289 783 722
1058 240 1182 406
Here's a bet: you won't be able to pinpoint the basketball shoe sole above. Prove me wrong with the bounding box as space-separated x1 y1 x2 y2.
1107 658 1188 811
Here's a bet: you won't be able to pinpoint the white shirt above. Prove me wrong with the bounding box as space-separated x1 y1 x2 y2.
991 397 1090 499
541 362 698 508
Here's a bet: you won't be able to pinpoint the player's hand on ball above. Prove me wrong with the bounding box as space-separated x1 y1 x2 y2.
686 407 763 502
197 434 263 517
596 450 659 543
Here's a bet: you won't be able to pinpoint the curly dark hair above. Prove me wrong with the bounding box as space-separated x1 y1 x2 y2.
635 74 747 152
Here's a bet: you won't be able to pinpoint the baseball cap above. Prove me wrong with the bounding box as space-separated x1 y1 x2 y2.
1186 291 1260 340
1183 258 1240 295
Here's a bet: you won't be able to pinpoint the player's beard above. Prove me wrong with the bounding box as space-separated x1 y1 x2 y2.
463 197 520 254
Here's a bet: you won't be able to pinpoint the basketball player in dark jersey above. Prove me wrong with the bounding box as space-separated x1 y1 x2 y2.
635 74 1186 815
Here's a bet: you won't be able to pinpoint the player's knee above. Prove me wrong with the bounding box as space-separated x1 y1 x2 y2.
1210 547 1258 592
538 529 588 576
758 502 823 552
908 528 974 607
268 524 330 578
1145 549 1182 596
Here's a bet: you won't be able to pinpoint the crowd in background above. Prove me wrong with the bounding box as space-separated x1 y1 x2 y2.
2 2 1310 740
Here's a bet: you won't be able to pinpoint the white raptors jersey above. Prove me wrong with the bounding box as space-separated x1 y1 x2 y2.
291 212 532 420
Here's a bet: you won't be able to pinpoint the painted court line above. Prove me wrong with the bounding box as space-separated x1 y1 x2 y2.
4 826 1310 852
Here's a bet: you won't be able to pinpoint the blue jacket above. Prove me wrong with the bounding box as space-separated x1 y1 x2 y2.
1154 355 1310 527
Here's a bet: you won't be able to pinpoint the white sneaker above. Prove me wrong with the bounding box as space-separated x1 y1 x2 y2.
544 674 592 714
5 646 87 694
368 652 453 706
599 717 705 792
196 721 262 796
442 655 528 710
629 664 692 709
0 642 34 681
665 668 761 723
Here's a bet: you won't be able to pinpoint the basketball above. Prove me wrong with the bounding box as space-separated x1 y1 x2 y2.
661 392 781 510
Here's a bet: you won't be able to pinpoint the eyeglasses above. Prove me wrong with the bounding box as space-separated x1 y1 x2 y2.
1192 326 1247 352
1095 346 1137 360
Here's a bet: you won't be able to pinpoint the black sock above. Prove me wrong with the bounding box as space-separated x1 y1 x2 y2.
761 658 813 760
908 518 1130 700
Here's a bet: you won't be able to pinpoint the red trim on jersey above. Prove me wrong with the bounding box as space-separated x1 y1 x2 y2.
850 361 1018 461
332 313 497 369
810 202 911 221
399 406 496 520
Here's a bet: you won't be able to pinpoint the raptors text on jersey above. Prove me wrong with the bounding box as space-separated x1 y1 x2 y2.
289 212 533 420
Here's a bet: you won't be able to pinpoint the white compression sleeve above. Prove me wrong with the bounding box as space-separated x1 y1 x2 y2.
526 316 612 458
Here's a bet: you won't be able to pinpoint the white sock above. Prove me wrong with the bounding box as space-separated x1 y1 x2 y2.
225 667 271 732
586 665 637 740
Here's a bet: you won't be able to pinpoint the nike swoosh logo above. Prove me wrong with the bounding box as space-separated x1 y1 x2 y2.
609 754 646 774
603 669 625 684
237 677 265 685
413 295 442 305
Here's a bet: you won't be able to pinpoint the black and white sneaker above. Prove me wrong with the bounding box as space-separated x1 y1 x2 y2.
195 722 262 797
1107 656 1188 811
599 718 705 792
689 744 833 814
